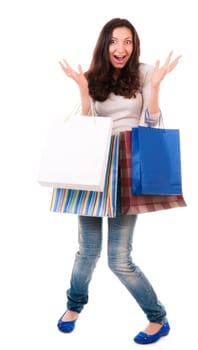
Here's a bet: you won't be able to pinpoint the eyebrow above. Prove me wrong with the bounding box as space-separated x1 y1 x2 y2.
111 36 132 40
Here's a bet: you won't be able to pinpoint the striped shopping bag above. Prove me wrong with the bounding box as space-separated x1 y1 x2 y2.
50 135 120 217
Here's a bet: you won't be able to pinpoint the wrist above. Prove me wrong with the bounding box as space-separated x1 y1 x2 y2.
79 84 89 96
151 85 160 92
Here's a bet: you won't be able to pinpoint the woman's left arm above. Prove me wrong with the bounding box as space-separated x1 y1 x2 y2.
148 50 182 114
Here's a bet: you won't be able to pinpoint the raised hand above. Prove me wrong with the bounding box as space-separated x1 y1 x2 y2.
58 59 88 92
151 51 182 88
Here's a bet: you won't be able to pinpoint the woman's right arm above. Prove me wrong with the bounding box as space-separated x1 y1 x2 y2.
59 59 91 115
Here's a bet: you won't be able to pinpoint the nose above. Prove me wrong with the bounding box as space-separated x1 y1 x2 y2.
116 42 125 53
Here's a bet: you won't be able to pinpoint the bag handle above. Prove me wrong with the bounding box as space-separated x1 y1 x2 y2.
64 100 81 122
145 107 164 129
89 98 97 116
64 97 96 122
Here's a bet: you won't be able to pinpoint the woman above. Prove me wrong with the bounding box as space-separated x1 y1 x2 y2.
57 18 181 344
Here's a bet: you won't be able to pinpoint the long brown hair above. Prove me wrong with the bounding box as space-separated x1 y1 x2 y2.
85 18 141 101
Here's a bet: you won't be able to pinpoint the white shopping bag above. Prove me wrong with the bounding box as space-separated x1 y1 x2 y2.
38 115 113 191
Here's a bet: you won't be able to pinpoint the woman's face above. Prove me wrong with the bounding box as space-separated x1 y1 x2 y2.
109 26 133 69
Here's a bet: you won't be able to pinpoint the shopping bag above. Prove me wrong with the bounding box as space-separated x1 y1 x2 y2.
50 135 120 217
38 114 112 191
132 123 183 195
119 131 186 215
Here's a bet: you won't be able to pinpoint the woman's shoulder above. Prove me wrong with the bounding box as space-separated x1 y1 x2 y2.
139 62 154 75
139 63 154 86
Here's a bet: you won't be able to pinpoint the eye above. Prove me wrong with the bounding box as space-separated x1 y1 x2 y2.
125 39 132 45
110 38 117 45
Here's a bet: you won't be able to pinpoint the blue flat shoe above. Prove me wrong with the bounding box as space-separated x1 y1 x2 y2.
134 322 170 344
57 312 78 333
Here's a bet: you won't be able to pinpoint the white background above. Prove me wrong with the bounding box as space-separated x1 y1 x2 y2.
0 1 197 349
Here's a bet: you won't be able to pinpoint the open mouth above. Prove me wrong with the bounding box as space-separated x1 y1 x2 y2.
113 55 126 64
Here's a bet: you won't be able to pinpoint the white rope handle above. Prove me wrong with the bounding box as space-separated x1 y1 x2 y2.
89 98 97 116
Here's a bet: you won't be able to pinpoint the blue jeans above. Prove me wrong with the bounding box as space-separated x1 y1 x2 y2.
66 214 167 323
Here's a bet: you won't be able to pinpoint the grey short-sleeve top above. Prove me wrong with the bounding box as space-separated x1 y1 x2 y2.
94 63 159 135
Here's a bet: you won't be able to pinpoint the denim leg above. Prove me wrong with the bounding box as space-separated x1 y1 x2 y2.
108 215 167 323
67 215 102 313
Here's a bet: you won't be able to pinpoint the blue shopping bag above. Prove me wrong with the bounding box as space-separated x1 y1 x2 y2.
132 123 183 196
